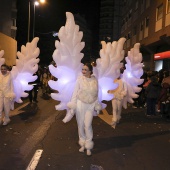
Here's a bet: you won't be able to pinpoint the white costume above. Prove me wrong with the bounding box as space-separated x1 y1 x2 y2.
0 72 15 123
67 75 101 150
109 78 127 127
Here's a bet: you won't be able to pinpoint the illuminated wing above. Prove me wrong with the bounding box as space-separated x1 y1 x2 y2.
48 12 84 110
0 50 5 67
93 38 126 108
11 38 40 103
122 43 144 109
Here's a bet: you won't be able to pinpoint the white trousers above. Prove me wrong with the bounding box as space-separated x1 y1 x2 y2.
76 100 94 150
0 97 11 121
111 98 123 122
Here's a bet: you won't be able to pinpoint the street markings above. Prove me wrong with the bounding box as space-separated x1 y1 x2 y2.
9 102 30 117
99 109 112 124
99 109 115 128
26 149 43 170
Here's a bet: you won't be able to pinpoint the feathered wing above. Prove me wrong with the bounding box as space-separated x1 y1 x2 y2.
93 38 126 108
122 43 144 109
11 37 40 103
48 12 85 110
0 50 5 67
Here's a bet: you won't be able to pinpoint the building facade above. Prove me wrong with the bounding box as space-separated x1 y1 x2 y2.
99 0 170 71
120 0 170 71
0 0 17 66
99 0 122 42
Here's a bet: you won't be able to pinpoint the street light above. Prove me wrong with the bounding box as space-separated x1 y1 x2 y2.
33 1 39 38
27 0 46 42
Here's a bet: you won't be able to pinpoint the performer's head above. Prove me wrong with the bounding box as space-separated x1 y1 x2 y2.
1 64 8 75
82 63 93 78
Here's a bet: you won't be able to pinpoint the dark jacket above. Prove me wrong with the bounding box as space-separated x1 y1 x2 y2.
146 76 161 99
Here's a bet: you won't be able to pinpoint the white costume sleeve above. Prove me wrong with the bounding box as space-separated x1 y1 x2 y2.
67 76 80 111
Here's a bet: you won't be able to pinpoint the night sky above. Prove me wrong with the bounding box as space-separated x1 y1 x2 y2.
17 0 101 65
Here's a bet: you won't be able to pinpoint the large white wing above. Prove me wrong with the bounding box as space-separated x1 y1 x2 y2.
93 38 126 108
122 43 144 109
11 37 40 103
48 12 85 110
0 50 5 67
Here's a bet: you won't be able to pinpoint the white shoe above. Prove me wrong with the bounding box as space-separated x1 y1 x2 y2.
86 149 91 156
3 119 10 126
79 146 85 153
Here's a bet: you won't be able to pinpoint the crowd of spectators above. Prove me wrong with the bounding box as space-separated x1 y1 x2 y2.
133 69 170 120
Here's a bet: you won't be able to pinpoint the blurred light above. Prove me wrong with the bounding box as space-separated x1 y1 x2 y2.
34 1 39 6
40 0 45 3
53 32 58 37
127 72 132 78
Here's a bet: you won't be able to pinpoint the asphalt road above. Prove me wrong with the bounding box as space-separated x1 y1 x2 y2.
0 92 170 170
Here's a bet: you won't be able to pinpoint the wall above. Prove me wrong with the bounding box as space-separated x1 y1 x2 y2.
0 33 17 66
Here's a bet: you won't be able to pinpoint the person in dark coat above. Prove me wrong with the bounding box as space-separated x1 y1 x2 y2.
145 76 161 116
28 71 41 103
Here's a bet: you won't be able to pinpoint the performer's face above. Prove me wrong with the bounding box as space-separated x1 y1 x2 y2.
1 66 8 75
82 65 91 78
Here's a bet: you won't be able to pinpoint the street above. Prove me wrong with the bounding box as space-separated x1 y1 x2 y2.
0 92 170 170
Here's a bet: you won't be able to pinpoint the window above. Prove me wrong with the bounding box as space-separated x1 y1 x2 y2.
146 0 150 8
11 10 17 19
135 1 138 10
167 0 170 14
140 22 144 31
127 32 131 39
157 4 163 21
11 29 16 38
133 26 137 36
129 10 132 19
145 17 149 27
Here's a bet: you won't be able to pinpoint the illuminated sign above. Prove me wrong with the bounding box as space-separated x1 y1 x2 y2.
154 51 170 60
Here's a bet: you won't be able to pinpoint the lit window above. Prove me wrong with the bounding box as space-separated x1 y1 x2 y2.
157 4 163 21
167 0 170 14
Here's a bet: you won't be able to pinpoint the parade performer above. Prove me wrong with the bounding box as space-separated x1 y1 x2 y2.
108 77 127 128
66 63 101 155
0 64 15 125
0 38 40 125
48 12 144 155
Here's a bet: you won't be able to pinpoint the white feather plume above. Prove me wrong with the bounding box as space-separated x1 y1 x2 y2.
122 43 144 109
93 38 126 108
11 37 40 103
48 12 84 110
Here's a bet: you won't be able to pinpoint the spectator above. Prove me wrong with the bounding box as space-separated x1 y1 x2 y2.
28 71 41 103
145 76 161 116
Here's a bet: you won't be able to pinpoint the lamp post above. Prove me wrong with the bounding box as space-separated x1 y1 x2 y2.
28 0 31 42
33 1 39 38
27 0 46 41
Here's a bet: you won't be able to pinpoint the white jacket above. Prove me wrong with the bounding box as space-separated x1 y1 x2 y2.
0 72 15 99
67 75 101 111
